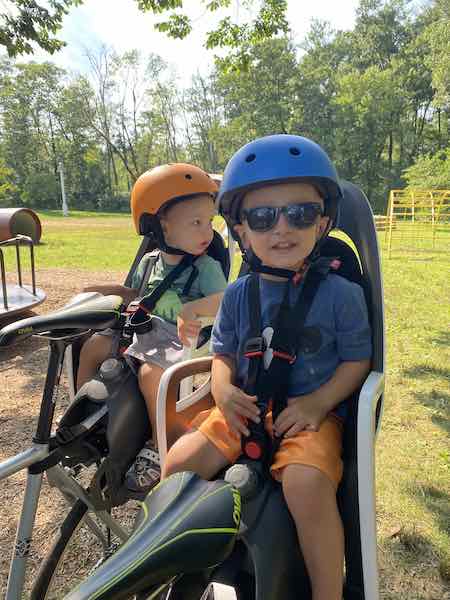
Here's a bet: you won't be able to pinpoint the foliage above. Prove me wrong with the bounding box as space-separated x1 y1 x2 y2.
420 0 450 109
403 148 450 189
0 0 449 212
0 156 18 207
0 0 82 57
0 0 288 67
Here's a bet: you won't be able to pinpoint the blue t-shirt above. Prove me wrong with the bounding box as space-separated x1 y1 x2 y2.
211 273 372 418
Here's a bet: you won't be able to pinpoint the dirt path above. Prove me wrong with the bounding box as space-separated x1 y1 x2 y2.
0 268 139 597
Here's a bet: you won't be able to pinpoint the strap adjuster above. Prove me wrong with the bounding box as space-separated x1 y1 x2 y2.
244 336 265 358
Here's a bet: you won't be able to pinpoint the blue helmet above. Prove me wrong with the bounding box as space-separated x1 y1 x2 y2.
218 134 343 229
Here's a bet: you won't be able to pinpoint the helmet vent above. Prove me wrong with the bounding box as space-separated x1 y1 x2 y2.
245 153 256 163
185 173 193 180
289 147 301 156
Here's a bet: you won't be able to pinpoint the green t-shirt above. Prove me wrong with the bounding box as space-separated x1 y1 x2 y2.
131 253 227 324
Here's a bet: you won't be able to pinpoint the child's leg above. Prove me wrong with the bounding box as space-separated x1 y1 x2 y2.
162 429 230 480
138 363 213 448
282 464 344 600
137 363 176 444
77 333 113 390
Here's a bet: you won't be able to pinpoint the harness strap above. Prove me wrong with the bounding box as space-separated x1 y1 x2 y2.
243 274 262 395
136 251 159 297
181 264 199 297
242 260 332 464
138 254 197 315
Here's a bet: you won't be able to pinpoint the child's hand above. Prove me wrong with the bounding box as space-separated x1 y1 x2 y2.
215 383 260 438
177 306 202 346
273 395 328 438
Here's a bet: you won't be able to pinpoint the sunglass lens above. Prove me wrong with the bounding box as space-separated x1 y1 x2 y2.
287 204 322 228
247 206 277 231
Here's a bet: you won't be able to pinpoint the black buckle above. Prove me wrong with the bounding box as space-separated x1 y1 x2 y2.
55 426 75 445
244 336 265 358
125 309 153 335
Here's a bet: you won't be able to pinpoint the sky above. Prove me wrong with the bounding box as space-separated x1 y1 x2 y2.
23 0 359 83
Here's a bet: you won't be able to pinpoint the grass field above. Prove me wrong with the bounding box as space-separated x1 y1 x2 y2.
1 212 449 598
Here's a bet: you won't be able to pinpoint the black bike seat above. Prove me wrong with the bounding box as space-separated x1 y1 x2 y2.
0 294 123 347
65 472 239 600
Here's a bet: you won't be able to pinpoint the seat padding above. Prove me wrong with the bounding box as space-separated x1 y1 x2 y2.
66 473 240 600
0 295 123 346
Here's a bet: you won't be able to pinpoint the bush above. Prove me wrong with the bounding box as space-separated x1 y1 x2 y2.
403 148 450 189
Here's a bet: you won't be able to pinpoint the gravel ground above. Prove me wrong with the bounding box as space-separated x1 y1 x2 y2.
0 269 141 598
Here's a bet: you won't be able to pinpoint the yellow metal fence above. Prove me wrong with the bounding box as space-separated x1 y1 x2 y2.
384 189 450 258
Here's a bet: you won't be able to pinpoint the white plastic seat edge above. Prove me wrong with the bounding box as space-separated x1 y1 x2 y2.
357 370 384 600
156 357 213 467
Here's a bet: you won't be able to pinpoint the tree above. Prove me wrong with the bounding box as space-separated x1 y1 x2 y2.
0 0 82 56
421 0 450 109
0 156 18 207
210 37 297 166
403 148 450 189
0 0 289 68
0 60 66 208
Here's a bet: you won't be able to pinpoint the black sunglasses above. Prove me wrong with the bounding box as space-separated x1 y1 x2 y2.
241 202 324 232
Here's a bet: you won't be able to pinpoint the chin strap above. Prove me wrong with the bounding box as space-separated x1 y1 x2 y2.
243 248 311 281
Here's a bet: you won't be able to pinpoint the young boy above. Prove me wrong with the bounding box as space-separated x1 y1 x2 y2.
77 163 227 493
162 135 372 600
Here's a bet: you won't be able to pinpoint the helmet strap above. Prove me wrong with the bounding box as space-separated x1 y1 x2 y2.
243 249 299 279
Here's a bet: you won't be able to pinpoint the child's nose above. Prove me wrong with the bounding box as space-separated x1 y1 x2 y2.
273 211 291 233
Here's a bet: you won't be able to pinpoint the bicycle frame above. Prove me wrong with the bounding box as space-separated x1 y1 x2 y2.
0 334 129 600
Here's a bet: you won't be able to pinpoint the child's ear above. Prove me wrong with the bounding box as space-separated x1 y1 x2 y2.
233 223 250 248
160 217 168 235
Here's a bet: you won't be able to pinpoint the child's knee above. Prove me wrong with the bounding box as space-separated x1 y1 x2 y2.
80 334 111 364
282 464 335 510
162 431 227 481
162 437 193 478
138 363 163 386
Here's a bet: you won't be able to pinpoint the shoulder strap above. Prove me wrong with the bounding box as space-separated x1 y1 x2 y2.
137 251 159 297
139 254 196 315
242 261 332 464
243 273 262 394
181 264 199 297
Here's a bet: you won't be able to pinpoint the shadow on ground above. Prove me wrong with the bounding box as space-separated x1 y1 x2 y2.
402 363 450 380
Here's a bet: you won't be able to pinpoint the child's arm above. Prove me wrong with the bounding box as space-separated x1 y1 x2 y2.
82 284 138 305
177 292 224 345
274 359 371 438
211 354 260 437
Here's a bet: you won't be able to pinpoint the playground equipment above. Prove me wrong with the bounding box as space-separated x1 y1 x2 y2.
0 208 46 317
0 235 46 317
385 189 450 258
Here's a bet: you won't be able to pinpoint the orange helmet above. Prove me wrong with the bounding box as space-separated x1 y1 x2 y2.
131 164 218 245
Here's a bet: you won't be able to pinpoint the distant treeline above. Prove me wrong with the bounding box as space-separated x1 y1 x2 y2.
0 0 449 214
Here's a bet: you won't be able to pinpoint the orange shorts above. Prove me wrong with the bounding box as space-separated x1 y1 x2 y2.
193 407 343 489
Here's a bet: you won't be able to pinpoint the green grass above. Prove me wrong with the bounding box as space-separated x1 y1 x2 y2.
38 209 130 219
2 214 450 597
2 213 141 271
375 247 450 596
1 213 231 271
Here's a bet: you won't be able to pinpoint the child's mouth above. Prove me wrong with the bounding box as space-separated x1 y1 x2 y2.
271 242 296 251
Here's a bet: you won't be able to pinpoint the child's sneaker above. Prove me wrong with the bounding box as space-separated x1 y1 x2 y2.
125 444 161 494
